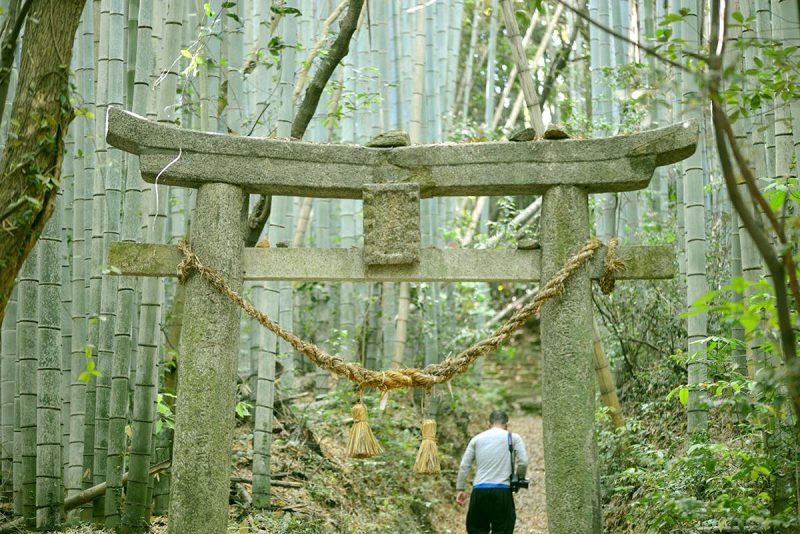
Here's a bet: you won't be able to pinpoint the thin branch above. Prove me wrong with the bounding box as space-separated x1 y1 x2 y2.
549 0 697 74
291 0 365 139
246 101 271 137
712 98 800 396
244 194 272 248
717 113 800 309
622 335 668 357
592 291 638 380
540 10 581 104
709 0 797 348
292 0 348 102
245 0 364 245
708 0 799 420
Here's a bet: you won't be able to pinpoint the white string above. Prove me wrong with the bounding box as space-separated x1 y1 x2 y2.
151 147 182 232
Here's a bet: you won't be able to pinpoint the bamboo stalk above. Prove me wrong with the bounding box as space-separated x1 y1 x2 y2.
291 198 314 248
36 207 64 530
460 196 488 247
392 282 410 368
490 8 540 130
16 248 37 520
456 0 481 119
0 292 15 501
676 0 709 434
483 198 541 248
499 0 546 135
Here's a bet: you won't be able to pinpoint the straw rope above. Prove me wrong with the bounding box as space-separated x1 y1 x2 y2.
176 237 623 391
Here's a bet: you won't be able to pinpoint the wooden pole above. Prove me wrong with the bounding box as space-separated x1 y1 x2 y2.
499 0 546 136
592 317 624 429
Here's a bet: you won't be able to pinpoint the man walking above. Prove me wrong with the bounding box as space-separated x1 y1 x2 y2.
456 410 528 533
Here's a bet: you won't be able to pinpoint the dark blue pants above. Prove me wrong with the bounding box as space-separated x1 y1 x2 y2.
466 488 516 533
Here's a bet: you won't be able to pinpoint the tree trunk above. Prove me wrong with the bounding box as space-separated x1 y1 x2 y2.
0 0 85 323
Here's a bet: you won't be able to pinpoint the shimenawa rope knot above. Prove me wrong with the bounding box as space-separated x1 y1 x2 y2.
599 238 624 294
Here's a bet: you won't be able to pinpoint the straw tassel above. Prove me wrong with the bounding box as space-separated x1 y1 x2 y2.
346 402 382 458
413 419 441 474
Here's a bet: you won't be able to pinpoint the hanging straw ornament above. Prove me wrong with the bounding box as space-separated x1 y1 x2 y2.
346 401 382 458
413 419 441 474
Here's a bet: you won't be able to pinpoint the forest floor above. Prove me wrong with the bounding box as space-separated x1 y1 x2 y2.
19 329 546 533
437 414 547 534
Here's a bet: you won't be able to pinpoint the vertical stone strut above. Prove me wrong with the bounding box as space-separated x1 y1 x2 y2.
540 186 596 534
168 183 246 534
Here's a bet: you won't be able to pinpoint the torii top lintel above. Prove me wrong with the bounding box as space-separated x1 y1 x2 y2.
106 107 697 198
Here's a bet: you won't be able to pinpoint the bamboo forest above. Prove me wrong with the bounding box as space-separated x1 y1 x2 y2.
0 0 799 532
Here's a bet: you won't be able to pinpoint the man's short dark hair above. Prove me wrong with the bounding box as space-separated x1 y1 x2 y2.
489 410 509 425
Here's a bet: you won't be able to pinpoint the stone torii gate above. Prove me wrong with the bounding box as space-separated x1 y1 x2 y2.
105 107 696 534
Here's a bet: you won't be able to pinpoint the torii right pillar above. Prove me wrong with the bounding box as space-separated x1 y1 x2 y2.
540 183 598 531
538 127 697 533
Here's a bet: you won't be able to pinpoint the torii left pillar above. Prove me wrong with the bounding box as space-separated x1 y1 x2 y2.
169 183 246 533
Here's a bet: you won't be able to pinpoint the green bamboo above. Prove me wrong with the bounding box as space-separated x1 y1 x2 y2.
92 0 125 518
590 0 616 240
104 0 153 526
677 0 708 434
314 198 332 392
17 247 38 520
66 5 93 513
35 196 64 531
84 0 103 510
275 8 297 389
122 0 181 527
222 0 244 133
484 0 499 130
1 292 17 501
59 145 73 482
252 281 278 508
458 0 481 120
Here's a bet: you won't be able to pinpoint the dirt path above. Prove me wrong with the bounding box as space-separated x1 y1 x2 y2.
437 414 547 533
512 415 547 533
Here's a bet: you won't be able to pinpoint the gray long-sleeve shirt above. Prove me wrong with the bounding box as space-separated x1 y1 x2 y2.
456 427 528 490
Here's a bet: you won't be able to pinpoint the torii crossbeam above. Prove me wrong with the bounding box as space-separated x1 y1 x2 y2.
106 107 696 534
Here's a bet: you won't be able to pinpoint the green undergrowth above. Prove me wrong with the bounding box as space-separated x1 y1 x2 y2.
600 357 799 533
230 379 503 534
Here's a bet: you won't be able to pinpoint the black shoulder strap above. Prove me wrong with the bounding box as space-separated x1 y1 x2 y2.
508 431 515 482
